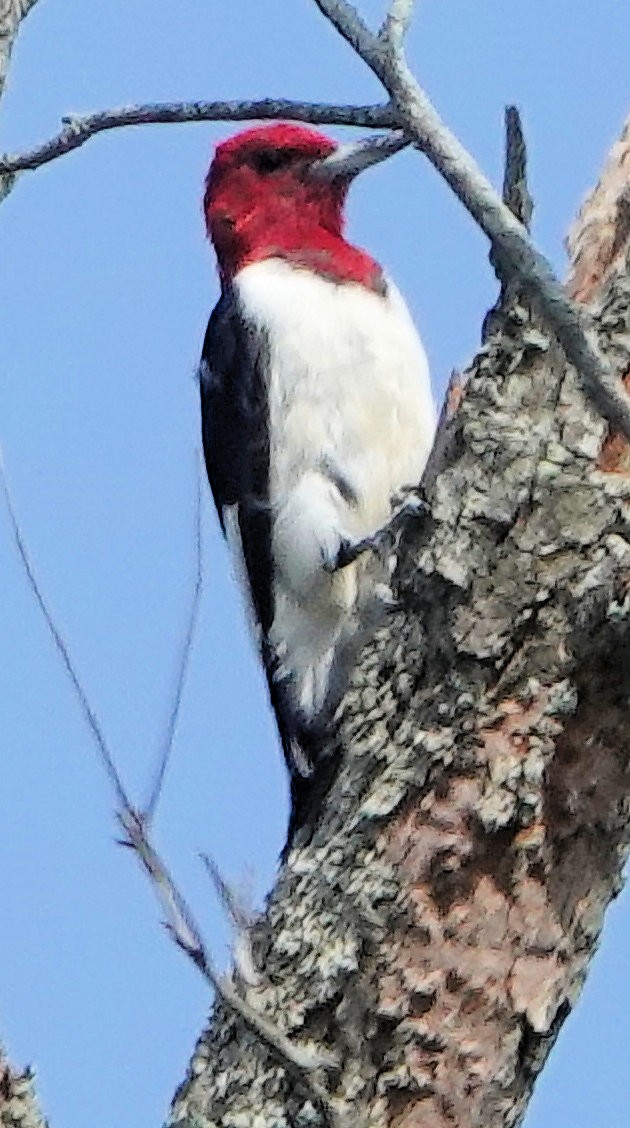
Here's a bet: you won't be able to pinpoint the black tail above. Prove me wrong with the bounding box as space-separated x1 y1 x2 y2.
284 752 341 859
261 644 340 858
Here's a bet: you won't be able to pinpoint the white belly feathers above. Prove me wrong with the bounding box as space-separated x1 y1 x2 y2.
234 258 435 724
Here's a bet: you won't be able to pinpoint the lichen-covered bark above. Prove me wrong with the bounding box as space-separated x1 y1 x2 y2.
0 0 38 98
0 0 39 201
0 10 49 1121
170 127 630 1128
0 1055 47 1128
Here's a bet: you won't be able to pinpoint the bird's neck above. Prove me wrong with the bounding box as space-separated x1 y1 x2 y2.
220 216 385 294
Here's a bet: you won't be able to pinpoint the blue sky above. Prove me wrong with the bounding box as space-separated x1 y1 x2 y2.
1 2 629 1126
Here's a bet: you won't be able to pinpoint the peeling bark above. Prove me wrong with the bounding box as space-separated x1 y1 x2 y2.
567 119 630 305
170 121 630 1128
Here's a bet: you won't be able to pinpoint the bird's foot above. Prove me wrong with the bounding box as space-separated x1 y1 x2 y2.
327 489 429 572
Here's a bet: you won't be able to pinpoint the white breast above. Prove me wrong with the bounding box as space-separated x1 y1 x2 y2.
234 258 435 723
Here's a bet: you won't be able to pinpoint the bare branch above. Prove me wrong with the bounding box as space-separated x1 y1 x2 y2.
215 990 337 1121
482 107 534 339
314 0 630 442
379 0 417 51
119 813 337 1120
0 452 337 1125
144 463 203 823
502 105 533 231
202 853 255 935
0 98 396 178
311 0 380 65
0 451 130 813
120 808 211 966
201 854 263 989
3 0 627 443
172 116 630 1128
0 169 17 202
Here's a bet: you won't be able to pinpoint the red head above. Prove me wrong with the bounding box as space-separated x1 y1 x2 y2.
204 122 385 291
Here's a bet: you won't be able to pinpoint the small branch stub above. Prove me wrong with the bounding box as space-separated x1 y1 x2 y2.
502 105 533 231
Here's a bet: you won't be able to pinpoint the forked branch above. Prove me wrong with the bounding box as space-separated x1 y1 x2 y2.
2 1 628 440
312 0 630 441
0 455 336 1123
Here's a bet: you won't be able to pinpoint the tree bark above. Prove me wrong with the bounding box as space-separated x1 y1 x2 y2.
2 2 630 1122
0 1054 47 1128
0 0 38 100
169 120 630 1128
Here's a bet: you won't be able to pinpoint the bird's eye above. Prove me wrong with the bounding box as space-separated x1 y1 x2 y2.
251 149 296 175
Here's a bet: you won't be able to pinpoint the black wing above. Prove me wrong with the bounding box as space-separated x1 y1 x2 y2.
199 289 338 855
199 289 273 635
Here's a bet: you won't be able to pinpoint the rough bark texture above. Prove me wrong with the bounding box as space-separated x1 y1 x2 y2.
0 0 39 201
169 123 630 1128
0 0 37 98
0 1055 47 1128
0 10 50 1119
567 119 630 305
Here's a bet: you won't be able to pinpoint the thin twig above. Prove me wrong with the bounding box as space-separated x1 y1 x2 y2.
120 808 211 966
3 7 628 438
201 854 262 989
120 814 337 1120
483 106 534 337
314 0 630 441
144 464 203 823
0 451 336 1123
202 854 254 934
0 98 395 176
0 450 129 812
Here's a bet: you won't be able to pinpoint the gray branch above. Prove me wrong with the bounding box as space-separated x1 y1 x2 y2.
2 0 628 442
143 462 203 824
0 98 395 176
170 121 630 1128
312 0 630 442
5 1 630 1125
379 0 417 51
1 455 338 1123
502 105 533 231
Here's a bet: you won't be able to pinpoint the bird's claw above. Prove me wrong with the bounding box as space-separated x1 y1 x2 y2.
322 536 357 572
328 490 430 572
333 535 373 570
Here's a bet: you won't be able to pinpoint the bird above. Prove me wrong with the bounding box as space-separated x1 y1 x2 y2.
199 122 435 846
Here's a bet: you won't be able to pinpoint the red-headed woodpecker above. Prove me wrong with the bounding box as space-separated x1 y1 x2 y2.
200 123 435 843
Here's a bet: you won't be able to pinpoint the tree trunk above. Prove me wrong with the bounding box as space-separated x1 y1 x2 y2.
168 119 630 1128
0 1055 47 1128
